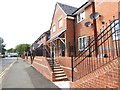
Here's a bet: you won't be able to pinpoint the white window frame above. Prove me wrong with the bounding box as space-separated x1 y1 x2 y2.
58 18 62 28
77 11 85 23
111 20 120 41
78 36 86 51
52 25 56 32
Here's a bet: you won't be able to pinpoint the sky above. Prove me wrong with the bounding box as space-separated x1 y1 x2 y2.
0 0 88 49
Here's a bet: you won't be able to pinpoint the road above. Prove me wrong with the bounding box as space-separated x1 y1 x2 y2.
0 57 17 73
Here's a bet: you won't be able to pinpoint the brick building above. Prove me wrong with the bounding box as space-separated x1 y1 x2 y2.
71 0 120 88
48 2 77 58
27 0 120 89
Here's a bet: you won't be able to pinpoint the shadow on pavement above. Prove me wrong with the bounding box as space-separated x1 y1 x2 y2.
25 65 61 89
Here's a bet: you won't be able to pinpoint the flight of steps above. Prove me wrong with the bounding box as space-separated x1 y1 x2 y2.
47 58 68 82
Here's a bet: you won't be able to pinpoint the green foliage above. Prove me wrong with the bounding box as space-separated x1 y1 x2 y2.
15 44 30 55
0 37 6 54
7 48 16 53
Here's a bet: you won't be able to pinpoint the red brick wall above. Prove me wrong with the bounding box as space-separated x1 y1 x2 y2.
75 4 94 55
74 1 119 56
49 3 76 57
57 56 72 80
95 1 119 34
32 56 53 81
50 4 66 37
119 1 120 13
66 18 75 57
36 35 47 46
70 58 120 89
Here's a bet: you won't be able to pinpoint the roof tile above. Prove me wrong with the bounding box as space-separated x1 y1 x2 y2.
57 2 77 16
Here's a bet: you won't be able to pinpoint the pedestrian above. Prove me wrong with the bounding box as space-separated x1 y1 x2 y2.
30 50 36 64
32 50 36 60
29 50 33 64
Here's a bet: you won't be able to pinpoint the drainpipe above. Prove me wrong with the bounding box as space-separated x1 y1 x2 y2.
71 55 74 82
73 16 76 57
92 2 98 57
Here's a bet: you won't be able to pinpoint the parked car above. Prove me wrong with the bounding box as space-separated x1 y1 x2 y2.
0 54 5 58
9 53 18 57
7 53 18 57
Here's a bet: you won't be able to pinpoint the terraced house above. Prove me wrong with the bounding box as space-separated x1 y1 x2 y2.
47 2 77 81
26 0 120 89
71 0 120 88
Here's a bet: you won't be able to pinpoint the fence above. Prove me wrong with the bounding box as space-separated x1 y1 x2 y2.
72 18 120 81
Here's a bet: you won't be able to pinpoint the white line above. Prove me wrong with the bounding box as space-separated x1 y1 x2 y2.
0 60 16 79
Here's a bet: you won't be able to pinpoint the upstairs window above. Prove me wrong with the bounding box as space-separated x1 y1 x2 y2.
77 11 85 23
112 20 120 40
58 18 62 28
78 36 86 51
52 25 56 32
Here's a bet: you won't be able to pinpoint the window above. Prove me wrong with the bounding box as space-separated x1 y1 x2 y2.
77 11 85 23
78 36 86 51
112 20 120 40
52 25 56 32
58 18 62 28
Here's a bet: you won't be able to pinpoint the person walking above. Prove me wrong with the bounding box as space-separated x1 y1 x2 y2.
28 50 33 64
29 50 36 64
32 50 36 60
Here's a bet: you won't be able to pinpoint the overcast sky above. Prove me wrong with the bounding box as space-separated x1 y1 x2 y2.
0 0 88 49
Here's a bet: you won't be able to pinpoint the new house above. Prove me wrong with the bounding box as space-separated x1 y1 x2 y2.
27 0 120 88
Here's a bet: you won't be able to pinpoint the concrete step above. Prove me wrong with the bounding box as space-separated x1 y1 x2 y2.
53 76 68 81
54 73 66 77
53 67 61 69
53 71 64 74
54 69 63 72
53 68 63 72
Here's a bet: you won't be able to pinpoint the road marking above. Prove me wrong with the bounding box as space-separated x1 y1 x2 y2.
0 60 16 79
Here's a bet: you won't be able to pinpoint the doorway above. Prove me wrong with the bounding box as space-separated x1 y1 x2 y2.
52 44 55 58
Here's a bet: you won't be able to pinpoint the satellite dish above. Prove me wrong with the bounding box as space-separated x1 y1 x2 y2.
85 22 92 27
90 12 100 20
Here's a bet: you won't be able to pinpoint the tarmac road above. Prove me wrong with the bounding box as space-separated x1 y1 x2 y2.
0 57 17 73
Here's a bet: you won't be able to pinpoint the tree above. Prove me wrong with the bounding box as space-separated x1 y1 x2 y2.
7 48 16 53
0 37 6 54
15 44 30 56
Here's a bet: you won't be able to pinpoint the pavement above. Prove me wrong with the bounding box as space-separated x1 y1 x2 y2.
1 58 61 89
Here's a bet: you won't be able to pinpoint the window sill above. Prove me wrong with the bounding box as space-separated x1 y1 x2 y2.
78 49 85 52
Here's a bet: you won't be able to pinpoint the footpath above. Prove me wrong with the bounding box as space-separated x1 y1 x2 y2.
1 58 60 89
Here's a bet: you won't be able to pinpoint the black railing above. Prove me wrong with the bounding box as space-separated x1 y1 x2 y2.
72 18 120 81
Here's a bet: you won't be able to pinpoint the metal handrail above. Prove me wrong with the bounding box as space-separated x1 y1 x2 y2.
74 19 119 62
72 18 120 81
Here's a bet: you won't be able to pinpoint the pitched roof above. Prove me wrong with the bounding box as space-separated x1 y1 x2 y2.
72 1 92 15
57 2 77 16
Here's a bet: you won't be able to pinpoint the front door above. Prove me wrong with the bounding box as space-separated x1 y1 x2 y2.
61 42 65 56
52 44 55 58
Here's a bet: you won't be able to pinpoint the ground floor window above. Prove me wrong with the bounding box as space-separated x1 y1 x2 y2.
112 19 120 40
78 36 86 51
